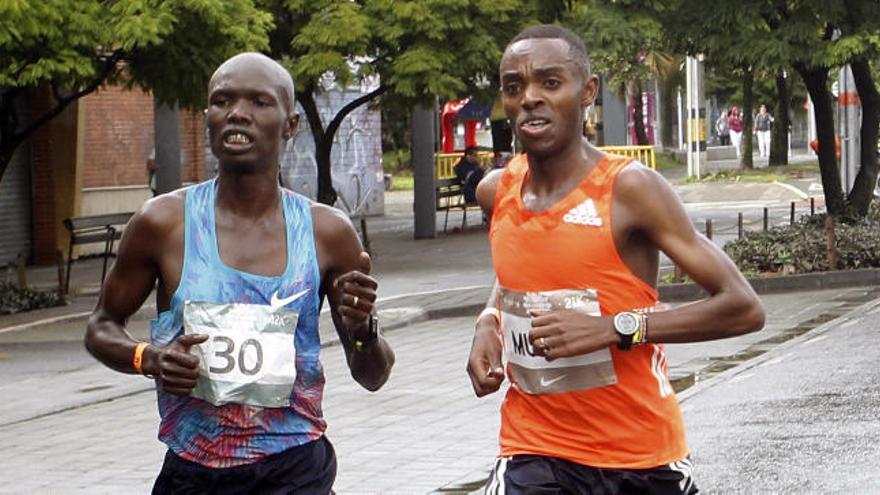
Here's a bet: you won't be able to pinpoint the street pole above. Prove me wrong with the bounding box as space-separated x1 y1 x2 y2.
686 58 693 178
838 65 860 193
412 106 436 239
153 97 181 194
807 95 816 155
686 56 707 179
677 88 684 151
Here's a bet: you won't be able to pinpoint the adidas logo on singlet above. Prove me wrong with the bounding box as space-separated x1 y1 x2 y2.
563 199 603 226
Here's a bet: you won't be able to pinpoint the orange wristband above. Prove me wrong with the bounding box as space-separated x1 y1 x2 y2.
133 342 149 375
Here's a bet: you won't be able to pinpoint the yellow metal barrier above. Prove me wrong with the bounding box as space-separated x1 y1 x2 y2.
598 145 656 169
433 146 654 178
434 151 494 179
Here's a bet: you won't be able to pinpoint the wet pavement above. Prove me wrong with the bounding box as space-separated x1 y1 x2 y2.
681 300 880 493
2 288 879 493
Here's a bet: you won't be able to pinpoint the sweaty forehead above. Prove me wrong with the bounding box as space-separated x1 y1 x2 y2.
501 38 577 71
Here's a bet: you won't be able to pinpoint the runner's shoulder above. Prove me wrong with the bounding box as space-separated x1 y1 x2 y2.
476 168 504 211
310 201 357 242
614 161 680 214
130 188 186 238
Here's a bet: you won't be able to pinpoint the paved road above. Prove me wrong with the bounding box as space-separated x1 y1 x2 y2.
2 288 878 493
682 300 880 493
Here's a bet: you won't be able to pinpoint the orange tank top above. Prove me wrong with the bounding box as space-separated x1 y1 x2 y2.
490 153 688 469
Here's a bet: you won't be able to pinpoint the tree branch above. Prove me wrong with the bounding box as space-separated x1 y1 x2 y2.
324 84 387 142
12 50 123 144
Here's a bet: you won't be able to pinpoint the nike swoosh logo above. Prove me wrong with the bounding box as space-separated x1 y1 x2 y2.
270 289 311 308
539 375 566 387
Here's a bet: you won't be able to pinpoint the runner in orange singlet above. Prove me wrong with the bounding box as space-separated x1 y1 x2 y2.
466 25 765 494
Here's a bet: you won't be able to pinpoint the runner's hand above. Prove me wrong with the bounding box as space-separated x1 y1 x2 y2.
149 333 209 396
528 310 618 361
467 318 504 397
334 251 378 341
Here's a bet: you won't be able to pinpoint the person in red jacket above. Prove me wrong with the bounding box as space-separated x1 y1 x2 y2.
728 106 744 157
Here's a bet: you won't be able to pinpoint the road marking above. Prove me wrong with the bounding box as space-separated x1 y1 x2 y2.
730 372 755 383
771 181 809 200
0 311 92 335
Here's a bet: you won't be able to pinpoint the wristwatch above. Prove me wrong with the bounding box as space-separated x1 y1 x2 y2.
613 311 645 350
354 315 380 352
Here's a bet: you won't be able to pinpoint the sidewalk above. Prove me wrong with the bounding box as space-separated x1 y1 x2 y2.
1 151 822 332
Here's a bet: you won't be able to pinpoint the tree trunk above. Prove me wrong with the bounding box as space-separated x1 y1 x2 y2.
660 76 676 150
0 52 121 187
295 84 388 206
796 63 846 216
741 68 754 169
847 58 880 217
769 72 790 166
294 87 335 205
631 80 649 145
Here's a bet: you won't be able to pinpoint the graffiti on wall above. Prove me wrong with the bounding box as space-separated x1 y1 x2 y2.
206 85 384 217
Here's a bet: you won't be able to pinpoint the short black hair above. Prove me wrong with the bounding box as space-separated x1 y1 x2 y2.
464 146 478 155
507 24 592 78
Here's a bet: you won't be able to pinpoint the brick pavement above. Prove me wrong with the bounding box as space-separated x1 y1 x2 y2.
2 287 875 494
0 316 501 495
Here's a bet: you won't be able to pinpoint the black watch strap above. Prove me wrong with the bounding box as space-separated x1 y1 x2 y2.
354 315 379 352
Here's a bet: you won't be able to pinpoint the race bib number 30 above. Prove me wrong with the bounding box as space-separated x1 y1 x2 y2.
184 300 298 408
499 288 617 395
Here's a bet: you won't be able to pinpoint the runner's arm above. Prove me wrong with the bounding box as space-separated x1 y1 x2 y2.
84 195 197 378
466 171 506 396
618 166 765 343
314 205 394 391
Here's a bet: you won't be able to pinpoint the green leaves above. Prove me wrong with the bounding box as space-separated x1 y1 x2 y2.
1 0 271 107
0 0 107 88
267 0 527 109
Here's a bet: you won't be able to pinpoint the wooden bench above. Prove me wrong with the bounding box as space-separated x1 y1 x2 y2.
436 178 481 233
62 212 134 294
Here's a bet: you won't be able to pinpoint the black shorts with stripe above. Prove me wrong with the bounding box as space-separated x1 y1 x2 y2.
484 455 698 495
152 436 337 495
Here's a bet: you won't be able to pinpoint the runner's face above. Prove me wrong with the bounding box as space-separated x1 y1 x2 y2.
500 38 596 158
207 60 297 172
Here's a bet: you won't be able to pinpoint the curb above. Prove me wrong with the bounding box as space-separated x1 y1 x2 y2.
658 267 880 302
0 303 157 335
677 295 880 403
6 269 880 334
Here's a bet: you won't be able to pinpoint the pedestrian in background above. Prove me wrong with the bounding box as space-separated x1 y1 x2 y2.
715 110 730 146
754 104 774 158
728 106 743 157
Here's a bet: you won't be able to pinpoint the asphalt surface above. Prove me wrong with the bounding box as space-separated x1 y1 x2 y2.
682 300 880 493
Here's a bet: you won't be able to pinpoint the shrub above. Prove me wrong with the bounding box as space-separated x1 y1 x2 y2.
724 209 880 275
382 149 411 175
0 281 64 315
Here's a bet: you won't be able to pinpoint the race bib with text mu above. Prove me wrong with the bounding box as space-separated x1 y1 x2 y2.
498 287 617 395
183 300 298 408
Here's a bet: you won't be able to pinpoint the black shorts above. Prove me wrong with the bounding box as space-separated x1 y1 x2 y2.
484 455 698 495
152 436 337 495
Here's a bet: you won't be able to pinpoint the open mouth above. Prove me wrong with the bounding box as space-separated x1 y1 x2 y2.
519 117 551 136
222 130 254 146
522 118 549 128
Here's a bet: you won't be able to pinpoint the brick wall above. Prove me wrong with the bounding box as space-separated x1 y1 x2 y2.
81 86 205 189
30 86 59 265
29 85 206 265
